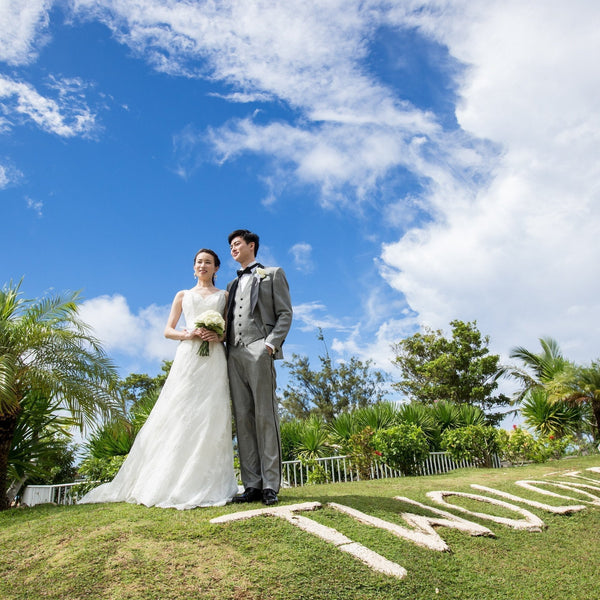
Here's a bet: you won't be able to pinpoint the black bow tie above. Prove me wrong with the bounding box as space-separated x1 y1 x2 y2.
236 263 263 277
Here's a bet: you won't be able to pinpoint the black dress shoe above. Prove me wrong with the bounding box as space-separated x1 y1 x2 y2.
262 489 278 506
232 487 262 503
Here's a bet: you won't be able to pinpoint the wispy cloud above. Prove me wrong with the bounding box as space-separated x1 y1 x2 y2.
289 242 314 273
72 0 456 207
0 0 52 66
0 74 98 137
292 301 351 333
6 0 600 371
25 196 43 217
0 161 22 189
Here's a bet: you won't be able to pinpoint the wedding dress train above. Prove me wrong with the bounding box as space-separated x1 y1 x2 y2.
79 290 238 509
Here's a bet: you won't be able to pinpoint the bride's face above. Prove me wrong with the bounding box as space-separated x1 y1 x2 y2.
194 252 218 281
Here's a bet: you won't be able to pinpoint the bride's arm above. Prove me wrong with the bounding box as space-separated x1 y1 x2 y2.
221 290 229 342
164 291 198 341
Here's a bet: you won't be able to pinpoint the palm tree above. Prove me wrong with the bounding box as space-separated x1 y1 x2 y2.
0 281 120 509
506 337 569 403
521 387 589 438
6 390 76 504
553 361 600 440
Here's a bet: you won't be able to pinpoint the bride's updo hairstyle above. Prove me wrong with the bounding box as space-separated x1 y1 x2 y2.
194 248 221 284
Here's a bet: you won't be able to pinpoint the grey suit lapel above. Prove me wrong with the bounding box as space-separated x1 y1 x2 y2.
250 274 260 312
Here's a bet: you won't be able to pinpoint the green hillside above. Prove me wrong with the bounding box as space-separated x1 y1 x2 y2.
2 455 600 600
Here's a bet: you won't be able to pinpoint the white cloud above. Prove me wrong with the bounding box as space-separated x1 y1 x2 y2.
78 294 174 363
379 0 600 363
0 74 98 137
292 301 350 333
0 0 52 65
71 0 448 206
0 161 22 188
25 196 43 216
289 242 314 273
8 0 598 373
73 0 600 365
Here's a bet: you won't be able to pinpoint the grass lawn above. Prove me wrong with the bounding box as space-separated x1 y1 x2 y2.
2 455 599 600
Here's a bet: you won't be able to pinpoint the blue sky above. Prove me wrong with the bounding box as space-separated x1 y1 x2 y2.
2 1 599 415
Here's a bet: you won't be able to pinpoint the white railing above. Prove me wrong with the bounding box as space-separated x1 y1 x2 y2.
282 451 501 487
20 483 78 507
20 452 501 505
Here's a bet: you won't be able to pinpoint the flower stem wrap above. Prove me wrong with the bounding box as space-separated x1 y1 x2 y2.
194 310 225 356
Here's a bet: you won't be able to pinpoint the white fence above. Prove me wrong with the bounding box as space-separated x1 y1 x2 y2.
20 483 78 507
282 451 501 487
20 452 501 506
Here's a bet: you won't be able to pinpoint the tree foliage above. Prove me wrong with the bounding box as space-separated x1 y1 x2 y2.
281 332 387 422
504 337 569 404
392 320 509 419
6 390 78 503
119 361 171 410
552 360 600 440
77 367 166 482
0 280 120 509
505 338 600 441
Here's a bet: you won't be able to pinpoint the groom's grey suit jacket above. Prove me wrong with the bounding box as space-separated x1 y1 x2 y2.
226 266 292 357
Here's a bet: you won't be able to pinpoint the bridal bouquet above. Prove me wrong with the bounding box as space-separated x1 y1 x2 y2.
194 310 225 356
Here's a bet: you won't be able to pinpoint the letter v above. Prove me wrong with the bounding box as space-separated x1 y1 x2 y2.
329 498 494 552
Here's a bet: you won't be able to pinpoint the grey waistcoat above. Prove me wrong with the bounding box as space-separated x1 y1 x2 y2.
229 280 265 346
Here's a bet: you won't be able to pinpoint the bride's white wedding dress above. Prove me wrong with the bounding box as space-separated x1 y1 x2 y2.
79 289 238 510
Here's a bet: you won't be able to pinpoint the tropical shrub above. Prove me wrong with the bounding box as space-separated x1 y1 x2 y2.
73 455 127 496
430 400 459 432
372 423 430 476
346 427 378 480
354 402 398 432
498 427 572 465
456 403 486 427
300 457 331 485
542 434 572 460
7 391 78 503
280 419 306 461
295 416 331 460
0 281 119 509
327 412 359 454
396 402 440 449
498 427 537 466
441 425 501 467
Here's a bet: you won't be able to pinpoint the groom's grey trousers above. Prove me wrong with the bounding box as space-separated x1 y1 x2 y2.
228 340 281 492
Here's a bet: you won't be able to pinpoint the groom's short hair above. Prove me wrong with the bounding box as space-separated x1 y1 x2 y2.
228 229 260 255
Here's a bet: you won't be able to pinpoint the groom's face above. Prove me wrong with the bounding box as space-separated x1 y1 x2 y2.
230 236 255 266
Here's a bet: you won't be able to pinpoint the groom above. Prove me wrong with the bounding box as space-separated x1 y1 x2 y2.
226 229 293 506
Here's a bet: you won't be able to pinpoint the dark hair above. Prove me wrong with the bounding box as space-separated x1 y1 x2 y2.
228 229 260 256
193 248 221 284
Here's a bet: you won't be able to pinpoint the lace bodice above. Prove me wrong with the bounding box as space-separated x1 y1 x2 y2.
182 289 227 329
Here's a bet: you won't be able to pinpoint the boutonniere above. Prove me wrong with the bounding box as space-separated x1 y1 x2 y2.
255 267 268 279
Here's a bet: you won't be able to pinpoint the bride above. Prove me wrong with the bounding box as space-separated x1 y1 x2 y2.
79 249 239 509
